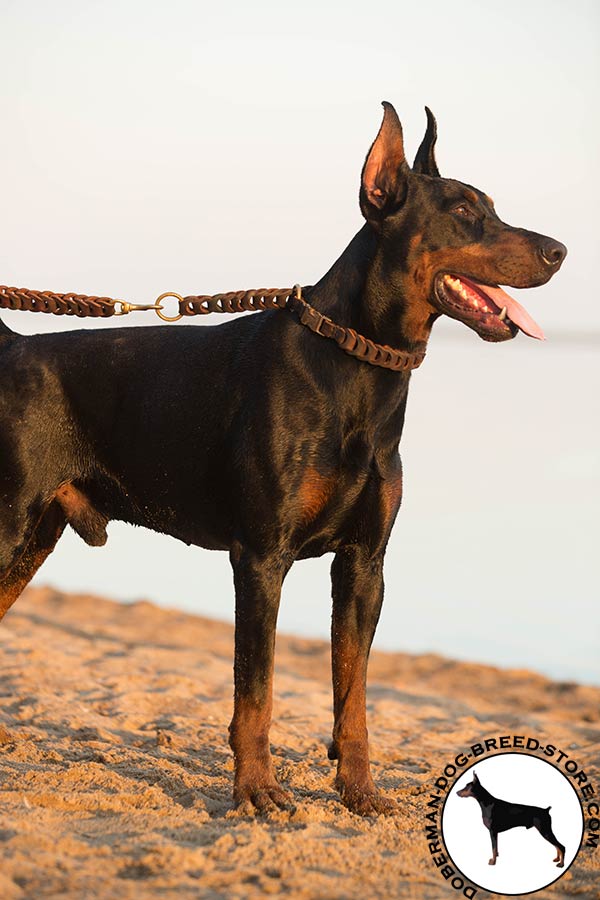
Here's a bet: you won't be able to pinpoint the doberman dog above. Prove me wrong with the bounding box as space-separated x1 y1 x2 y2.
457 771 566 867
0 103 566 816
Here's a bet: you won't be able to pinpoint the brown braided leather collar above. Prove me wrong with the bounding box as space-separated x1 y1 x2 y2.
287 289 425 372
0 283 425 372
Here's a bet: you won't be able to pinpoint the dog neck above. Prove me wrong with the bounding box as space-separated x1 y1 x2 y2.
307 224 436 354
471 782 496 807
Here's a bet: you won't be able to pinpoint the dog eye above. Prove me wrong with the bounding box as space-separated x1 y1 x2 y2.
453 204 475 219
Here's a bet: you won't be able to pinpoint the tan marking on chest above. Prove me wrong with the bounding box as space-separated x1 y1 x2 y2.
297 469 337 523
381 472 403 524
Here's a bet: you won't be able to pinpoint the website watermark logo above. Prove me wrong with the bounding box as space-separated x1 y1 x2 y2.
424 735 598 896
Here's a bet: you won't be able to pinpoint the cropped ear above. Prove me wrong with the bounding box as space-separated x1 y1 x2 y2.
413 106 440 177
472 771 480 783
360 101 410 224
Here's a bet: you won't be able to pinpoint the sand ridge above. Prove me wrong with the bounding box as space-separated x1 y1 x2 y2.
0 587 597 899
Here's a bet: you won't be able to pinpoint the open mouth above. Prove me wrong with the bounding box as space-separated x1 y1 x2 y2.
434 274 545 343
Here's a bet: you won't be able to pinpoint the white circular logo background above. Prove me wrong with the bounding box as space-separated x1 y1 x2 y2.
441 753 584 895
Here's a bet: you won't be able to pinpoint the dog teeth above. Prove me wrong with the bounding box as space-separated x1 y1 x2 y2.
445 276 460 289
445 275 497 315
498 306 508 321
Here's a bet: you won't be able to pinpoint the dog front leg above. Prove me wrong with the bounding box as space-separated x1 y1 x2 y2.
228 544 292 813
489 830 498 865
329 547 395 816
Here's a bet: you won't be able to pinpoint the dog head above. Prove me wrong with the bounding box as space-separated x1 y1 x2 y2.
457 771 480 798
360 103 567 343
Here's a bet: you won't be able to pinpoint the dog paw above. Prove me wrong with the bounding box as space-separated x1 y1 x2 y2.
488 859 497 866
338 782 397 817
556 861 564 868
234 783 295 815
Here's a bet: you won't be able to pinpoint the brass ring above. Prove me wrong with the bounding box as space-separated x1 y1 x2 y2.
155 292 184 322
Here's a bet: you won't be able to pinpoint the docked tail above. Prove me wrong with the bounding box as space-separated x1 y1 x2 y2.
0 316 16 339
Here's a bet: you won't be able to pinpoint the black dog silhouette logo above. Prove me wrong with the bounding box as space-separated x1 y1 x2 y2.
442 753 583 895
456 770 565 867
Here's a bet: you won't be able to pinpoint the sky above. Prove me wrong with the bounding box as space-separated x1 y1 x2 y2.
1 0 599 683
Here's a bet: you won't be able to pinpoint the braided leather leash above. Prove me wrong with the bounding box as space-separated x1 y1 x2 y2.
0 284 425 372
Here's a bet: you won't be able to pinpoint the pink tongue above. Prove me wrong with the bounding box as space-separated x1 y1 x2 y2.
475 281 545 341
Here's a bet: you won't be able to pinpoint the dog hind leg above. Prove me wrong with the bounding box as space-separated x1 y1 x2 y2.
535 818 565 867
0 502 66 619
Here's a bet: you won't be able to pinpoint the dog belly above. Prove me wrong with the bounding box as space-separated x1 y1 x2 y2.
83 474 233 552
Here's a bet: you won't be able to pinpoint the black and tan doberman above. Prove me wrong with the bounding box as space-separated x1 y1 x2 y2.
457 771 566 867
0 103 566 815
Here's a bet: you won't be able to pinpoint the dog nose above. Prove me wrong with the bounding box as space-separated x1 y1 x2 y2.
540 239 567 268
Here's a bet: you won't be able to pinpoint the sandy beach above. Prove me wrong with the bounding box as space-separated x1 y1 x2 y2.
0 586 597 899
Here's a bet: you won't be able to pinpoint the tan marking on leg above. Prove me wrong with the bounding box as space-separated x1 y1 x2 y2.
331 631 395 815
229 694 273 776
332 630 370 764
229 694 292 811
